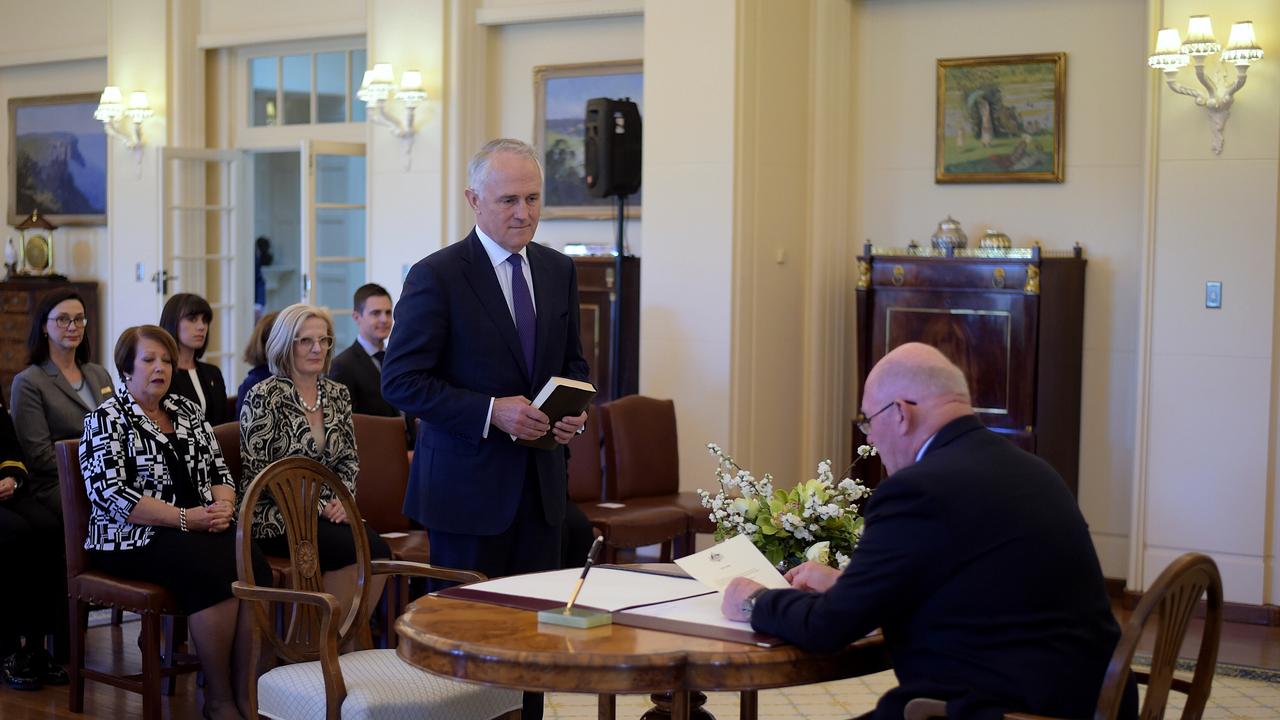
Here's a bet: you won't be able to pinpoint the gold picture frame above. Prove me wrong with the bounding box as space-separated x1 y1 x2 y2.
8 93 108 225
533 60 642 220
935 53 1065 184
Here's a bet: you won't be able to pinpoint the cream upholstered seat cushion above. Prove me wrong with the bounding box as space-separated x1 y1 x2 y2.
256 648 522 720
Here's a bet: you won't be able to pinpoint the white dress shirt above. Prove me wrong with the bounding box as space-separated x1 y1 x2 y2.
475 227 537 438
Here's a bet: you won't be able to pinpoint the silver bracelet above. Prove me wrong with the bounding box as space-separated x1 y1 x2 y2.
178 507 189 532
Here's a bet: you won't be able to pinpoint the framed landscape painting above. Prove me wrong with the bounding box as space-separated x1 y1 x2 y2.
935 53 1065 184
8 93 107 225
533 60 642 219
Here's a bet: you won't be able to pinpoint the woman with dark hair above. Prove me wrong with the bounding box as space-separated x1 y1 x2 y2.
81 325 272 720
160 293 230 426
235 310 278 420
10 288 114 516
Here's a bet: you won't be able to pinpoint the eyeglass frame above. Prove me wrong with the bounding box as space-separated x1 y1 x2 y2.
855 399 918 435
48 314 89 329
293 335 335 350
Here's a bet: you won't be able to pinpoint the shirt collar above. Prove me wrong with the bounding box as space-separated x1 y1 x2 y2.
355 334 383 356
915 432 938 463
475 226 529 269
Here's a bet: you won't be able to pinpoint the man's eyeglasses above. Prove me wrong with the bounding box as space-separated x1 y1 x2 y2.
50 314 89 330
294 335 335 350
855 400 918 435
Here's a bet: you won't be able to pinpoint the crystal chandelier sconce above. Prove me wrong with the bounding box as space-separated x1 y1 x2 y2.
357 63 427 169
1147 16 1264 154
93 86 154 169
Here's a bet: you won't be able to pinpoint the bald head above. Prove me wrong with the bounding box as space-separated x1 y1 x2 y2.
866 342 971 407
861 343 974 474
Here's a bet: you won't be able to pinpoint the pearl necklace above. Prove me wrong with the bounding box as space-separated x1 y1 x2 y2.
297 384 323 413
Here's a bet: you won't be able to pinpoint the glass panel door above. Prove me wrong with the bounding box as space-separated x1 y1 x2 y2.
301 140 366 348
161 147 251 390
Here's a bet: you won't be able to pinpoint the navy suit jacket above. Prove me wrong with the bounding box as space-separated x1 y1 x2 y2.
752 416 1132 720
381 230 589 536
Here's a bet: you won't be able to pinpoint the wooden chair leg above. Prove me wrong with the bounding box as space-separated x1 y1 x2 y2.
161 615 180 695
111 607 124 625
68 597 89 713
659 540 673 563
140 612 163 720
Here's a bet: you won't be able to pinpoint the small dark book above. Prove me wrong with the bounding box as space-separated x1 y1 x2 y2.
514 376 597 449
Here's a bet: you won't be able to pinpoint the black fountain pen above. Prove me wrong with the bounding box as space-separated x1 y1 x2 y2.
563 536 604 615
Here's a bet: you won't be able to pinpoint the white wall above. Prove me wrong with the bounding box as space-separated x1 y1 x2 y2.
853 0 1148 577
199 0 365 48
0 0 106 67
1139 0 1280 604
488 14 643 253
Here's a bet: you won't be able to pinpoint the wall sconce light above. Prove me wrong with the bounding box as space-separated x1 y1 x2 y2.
94 86 154 168
357 63 426 169
1148 16 1264 154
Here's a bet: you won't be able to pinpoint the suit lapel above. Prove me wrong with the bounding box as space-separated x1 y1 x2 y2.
527 243 557 384
461 231 530 380
42 361 93 411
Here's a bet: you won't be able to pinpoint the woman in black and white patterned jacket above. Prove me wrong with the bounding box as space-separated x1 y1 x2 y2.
80 325 270 720
239 303 389 641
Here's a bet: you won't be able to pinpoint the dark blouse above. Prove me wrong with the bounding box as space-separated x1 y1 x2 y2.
168 361 229 427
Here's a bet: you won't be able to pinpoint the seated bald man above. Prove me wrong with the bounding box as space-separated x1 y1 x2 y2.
722 342 1133 720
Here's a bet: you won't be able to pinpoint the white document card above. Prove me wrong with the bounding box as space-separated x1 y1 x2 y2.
673 534 790 591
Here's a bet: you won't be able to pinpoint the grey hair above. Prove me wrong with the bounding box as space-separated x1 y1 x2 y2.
265 303 335 378
467 138 543 195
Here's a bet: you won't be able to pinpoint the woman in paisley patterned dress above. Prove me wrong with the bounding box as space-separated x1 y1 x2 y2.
80 325 271 720
238 304 389 639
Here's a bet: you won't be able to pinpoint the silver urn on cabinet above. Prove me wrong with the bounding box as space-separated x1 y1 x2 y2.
930 215 968 251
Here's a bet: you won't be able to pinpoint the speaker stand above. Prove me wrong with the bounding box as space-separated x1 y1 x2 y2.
610 192 631 401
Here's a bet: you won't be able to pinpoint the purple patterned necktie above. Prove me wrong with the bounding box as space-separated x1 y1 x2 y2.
506 253 536 377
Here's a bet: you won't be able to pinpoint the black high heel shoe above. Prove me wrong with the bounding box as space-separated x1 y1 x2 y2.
2 649 43 691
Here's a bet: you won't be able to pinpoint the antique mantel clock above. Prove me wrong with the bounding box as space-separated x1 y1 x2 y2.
15 208 56 276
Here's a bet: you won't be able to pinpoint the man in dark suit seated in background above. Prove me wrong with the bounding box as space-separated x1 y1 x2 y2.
330 283 414 447
722 342 1134 720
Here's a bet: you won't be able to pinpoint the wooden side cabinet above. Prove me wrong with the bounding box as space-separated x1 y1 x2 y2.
0 279 101 407
573 256 639 404
853 245 1085 495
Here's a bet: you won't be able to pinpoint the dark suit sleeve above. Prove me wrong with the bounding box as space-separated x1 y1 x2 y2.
0 404 29 488
381 260 491 438
750 475 951 653
559 260 590 384
204 362 229 426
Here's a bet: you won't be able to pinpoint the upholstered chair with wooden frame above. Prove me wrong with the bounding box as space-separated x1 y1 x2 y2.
599 395 714 556
903 552 1223 720
233 456 522 720
212 421 291 587
55 439 202 720
567 418 687 563
351 413 431 646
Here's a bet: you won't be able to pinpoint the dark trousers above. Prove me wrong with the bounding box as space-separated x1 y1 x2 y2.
425 461 561 720
0 491 66 654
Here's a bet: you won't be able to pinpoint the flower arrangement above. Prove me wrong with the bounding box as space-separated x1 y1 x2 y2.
699 443 877 570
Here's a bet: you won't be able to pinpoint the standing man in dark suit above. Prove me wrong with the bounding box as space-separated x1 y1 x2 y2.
329 284 415 446
382 138 589 720
722 343 1132 720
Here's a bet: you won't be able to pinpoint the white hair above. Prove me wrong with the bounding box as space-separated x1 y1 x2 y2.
467 138 543 194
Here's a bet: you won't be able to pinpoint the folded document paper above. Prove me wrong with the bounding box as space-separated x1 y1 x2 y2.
673 534 789 592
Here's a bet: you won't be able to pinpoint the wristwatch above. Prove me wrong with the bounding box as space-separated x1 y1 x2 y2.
741 587 767 617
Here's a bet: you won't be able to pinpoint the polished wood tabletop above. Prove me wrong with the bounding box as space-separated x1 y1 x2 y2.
396 593 890 720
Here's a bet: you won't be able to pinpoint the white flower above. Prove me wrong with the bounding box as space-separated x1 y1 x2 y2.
805 541 831 565
857 444 877 458
835 551 851 569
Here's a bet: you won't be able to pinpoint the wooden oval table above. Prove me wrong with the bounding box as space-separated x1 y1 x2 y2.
396 594 890 720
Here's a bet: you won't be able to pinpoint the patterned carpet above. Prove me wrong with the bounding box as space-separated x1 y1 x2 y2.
545 669 1280 719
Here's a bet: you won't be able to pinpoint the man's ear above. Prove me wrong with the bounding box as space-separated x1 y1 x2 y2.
351 309 361 323
894 398 913 434
464 187 479 211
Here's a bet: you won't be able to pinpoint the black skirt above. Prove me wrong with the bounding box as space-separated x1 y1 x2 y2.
257 519 391 573
90 526 273 615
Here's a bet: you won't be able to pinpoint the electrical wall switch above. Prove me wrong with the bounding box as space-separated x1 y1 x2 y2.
1205 281 1222 309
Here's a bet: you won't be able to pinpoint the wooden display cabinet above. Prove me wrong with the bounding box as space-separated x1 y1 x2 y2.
853 244 1085 495
572 256 639 403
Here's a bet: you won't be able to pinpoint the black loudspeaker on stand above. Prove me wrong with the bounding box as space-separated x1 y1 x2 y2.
584 97 641 400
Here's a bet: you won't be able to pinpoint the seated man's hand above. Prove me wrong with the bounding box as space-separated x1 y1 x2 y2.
0 476 15 502
721 577 767 622
492 396 551 440
551 411 588 445
785 561 841 593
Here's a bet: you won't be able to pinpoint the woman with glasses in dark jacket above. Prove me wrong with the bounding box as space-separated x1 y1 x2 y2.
10 289 114 518
160 293 230 427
